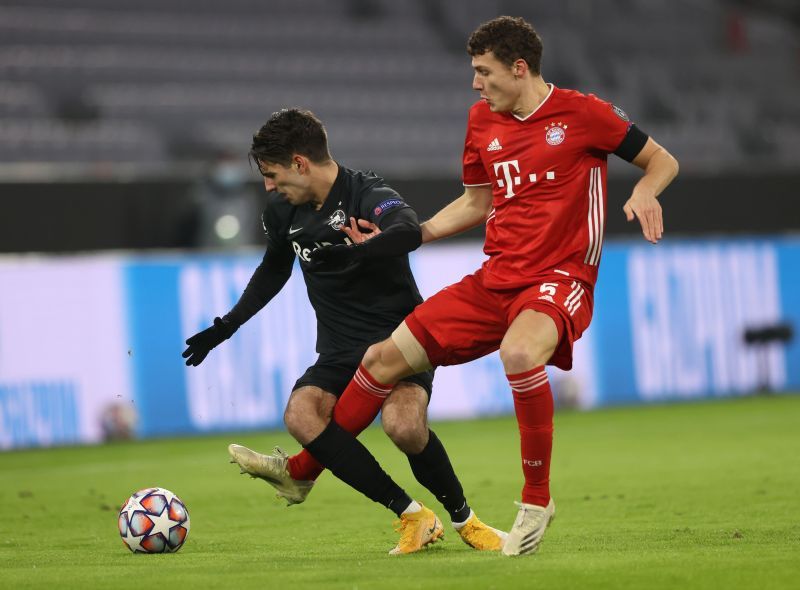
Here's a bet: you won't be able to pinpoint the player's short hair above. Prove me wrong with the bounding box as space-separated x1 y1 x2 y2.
467 16 543 75
250 108 331 169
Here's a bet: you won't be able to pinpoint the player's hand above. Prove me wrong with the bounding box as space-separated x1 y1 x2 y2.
308 243 364 269
341 217 381 244
623 190 663 244
182 317 238 366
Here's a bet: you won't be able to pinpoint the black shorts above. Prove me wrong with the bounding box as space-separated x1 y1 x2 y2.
293 349 434 399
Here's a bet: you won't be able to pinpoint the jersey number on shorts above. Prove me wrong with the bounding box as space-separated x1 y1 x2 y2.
538 281 585 317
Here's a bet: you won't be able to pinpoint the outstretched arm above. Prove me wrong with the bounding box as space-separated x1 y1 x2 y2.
420 185 494 244
224 248 295 325
182 246 294 366
623 138 679 244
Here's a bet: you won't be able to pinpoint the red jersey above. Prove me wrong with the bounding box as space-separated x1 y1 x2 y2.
462 85 633 290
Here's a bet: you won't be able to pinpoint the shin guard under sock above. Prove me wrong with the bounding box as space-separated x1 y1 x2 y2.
406 430 471 523
304 419 411 516
507 366 554 507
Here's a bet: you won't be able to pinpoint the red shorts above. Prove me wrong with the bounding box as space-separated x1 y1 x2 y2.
405 268 593 371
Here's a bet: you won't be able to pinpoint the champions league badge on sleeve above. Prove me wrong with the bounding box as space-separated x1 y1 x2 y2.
374 198 404 216
612 104 630 121
327 209 346 230
544 122 567 146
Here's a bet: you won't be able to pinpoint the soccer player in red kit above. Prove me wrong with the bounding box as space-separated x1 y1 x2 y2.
264 15 679 554
303 15 680 556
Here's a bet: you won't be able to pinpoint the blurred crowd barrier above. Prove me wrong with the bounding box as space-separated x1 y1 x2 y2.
1 237 799 449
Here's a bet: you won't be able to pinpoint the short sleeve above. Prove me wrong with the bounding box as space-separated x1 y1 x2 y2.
462 112 490 186
584 94 634 154
359 185 412 229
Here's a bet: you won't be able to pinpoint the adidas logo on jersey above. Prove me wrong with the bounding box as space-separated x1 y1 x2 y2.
487 138 503 151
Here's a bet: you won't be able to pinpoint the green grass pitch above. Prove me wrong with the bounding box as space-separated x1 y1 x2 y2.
1 395 799 589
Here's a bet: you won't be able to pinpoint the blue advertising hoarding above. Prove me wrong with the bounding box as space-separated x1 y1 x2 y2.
1 236 798 448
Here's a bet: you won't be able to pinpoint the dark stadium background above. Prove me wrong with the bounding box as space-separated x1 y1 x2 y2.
1 0 798 252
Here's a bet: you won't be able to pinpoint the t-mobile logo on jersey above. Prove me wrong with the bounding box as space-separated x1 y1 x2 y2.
493 159 556 198
523 458 543 468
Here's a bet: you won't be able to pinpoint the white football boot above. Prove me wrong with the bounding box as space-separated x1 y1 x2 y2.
228 444 314 505
502 498 555 556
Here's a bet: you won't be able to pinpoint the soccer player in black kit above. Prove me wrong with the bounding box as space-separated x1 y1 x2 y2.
182 109 506 555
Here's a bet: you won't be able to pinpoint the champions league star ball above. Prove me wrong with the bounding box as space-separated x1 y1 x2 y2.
118 487 190 553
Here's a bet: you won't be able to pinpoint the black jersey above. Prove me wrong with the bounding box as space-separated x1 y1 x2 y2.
260 165 423 354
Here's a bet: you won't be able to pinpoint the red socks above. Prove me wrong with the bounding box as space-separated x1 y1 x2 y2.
334 365 394 432
287 365 393 481
286 445 325 481
507 366 554 507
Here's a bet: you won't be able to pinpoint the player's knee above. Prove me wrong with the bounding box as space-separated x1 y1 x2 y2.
362 339 402 382
382 410 427 454
282 402 304 438
499 343 551 373
362 341 385 371
283 396 324 443
499 344 532 371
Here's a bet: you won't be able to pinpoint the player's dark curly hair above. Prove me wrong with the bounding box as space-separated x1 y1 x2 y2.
250 108 331 170
467 16 543 75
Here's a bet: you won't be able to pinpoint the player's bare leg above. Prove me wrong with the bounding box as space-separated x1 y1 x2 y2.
283 386 337 444
361 329 419 384
499 309 559 556
381 382 428 454
499 310 559 374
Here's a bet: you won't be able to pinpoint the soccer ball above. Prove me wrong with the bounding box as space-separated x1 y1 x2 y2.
118 487 190 553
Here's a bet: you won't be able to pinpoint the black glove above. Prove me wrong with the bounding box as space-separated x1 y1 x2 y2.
308 243 364 269
182 317 238 366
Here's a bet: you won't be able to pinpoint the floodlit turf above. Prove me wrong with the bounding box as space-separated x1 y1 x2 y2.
1 395 799 589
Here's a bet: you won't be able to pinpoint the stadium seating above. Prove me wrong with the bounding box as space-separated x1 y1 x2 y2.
0 0 797 175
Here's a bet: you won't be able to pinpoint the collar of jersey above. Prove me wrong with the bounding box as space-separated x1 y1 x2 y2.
311 162 346 214
511 83 556 122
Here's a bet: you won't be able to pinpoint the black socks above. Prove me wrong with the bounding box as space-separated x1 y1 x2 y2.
406 430 471 523
304 423 472 523
304 420 412 517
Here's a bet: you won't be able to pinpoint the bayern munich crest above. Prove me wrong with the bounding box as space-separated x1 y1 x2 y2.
545 122 567 145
